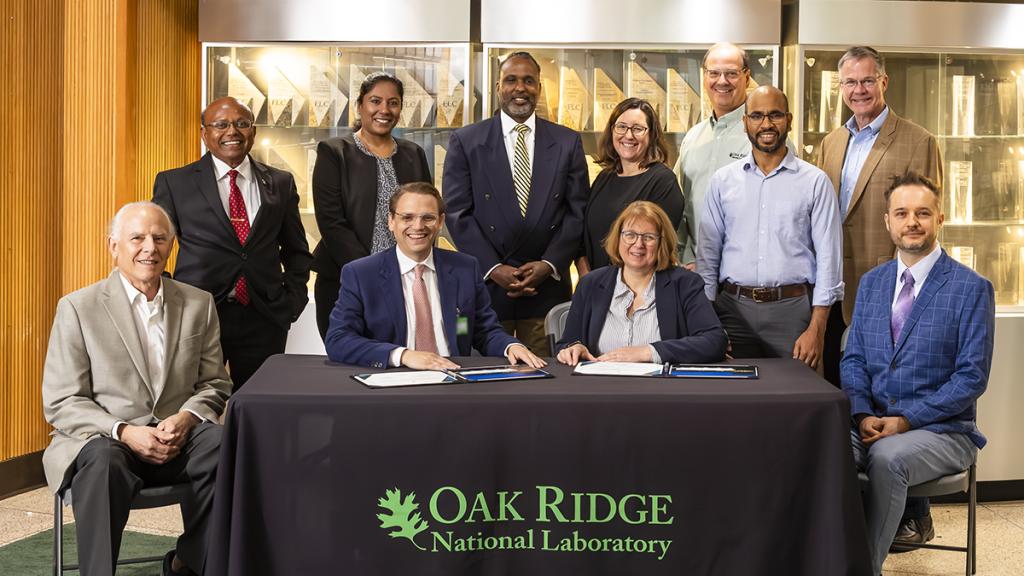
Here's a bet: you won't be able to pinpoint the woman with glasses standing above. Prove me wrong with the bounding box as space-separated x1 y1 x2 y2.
311 72 432 341
578 98 684 275
556 201 726 365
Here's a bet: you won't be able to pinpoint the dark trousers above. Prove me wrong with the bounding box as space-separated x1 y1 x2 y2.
713 291 811 359
314 275 341 343
822 304 846 388
218 301 288 390
66 422 221 576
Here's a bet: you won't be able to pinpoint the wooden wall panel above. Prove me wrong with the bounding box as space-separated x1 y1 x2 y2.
0 0 65 462
1 0 200 473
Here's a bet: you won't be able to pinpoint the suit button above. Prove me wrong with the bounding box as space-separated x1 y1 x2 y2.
489 225 495 232
554 193 560 199
550 224 556 230
484 193 491 200
241 252 247 260
889 398 897 406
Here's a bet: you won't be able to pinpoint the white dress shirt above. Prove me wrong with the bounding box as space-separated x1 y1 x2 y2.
210 154 261 225
389 249 451 367
893 243 942 305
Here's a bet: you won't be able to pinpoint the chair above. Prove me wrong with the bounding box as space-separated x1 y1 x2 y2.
858 464 977 576
53 483 192 575
543 301 572 356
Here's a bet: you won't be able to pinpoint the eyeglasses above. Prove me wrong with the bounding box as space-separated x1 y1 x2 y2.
391 212 440 225
839 76 881 90
620 230 660 245
204 119 254 130
705 68 746 81
746 111 787 124
612 123 649 137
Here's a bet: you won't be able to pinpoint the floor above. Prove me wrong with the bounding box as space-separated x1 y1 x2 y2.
0 487 1021 574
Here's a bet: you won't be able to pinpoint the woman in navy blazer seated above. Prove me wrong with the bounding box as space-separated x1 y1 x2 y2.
556 201 727 365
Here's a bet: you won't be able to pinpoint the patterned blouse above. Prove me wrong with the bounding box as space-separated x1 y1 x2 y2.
353 133 400 254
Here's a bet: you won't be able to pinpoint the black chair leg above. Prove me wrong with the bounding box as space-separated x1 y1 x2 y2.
53 493 63 576
967 465 977 575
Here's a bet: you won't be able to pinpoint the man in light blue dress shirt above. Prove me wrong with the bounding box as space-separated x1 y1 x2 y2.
698 86 843 369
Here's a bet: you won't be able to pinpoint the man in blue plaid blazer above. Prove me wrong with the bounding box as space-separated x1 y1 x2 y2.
841 172 994 575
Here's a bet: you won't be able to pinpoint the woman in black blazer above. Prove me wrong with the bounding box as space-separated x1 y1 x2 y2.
556 201 726 365
311 72 431 340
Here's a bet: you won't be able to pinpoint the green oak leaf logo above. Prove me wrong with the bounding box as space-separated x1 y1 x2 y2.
377 487 429 550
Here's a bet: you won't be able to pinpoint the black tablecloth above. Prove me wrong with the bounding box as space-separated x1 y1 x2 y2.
208 355 871 576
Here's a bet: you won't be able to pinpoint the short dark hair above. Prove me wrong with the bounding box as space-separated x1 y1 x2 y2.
594 98 669 173
501 51 542 75
389 181 446 215
838 46 886 76
884 171 941 209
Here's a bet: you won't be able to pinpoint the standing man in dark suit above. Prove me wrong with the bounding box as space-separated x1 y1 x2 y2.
842 172 992 575
819 46 942 545
443 51 590 355
325 182 544 370
153 96 312 389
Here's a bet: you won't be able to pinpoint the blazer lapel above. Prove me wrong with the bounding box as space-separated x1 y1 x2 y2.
654 270 679 340
848 113 898 220
248 157 275 237
881 262 898 358
435 250 459 352
156 280 183 400
194 154 236 238
482 118 520 233
587 270 616 347
893 253 950 355
100 272 154 398
380 249 408 344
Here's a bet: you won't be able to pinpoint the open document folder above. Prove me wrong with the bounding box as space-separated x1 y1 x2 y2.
573 361 758 379
354 365 553 388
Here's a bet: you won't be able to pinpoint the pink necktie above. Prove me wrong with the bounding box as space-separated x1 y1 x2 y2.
228 170 250 305
413 264 438 354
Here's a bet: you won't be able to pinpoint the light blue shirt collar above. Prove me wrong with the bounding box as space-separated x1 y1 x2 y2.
896 243 942 296
845 106 889 137
742 148 800 177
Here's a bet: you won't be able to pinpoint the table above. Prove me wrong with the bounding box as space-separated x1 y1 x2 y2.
208 355 871 576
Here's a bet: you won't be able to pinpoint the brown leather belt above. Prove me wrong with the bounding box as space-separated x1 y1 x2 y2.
720 281 809 303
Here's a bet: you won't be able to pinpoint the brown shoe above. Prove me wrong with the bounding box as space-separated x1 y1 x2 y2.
889 515 935 553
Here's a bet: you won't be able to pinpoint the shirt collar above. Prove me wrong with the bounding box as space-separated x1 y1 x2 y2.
500 110 536 136
211 154 253 182
117 272 164 308
613 269 656 301
896 242 942 287
742 148 799 176
396 247 437 276
845 105 889 137
711 103 746 129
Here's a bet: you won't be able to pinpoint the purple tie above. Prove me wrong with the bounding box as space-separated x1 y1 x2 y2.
891 269 915 342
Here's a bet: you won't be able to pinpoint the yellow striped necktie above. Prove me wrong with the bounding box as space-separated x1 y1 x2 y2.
512 123 531 217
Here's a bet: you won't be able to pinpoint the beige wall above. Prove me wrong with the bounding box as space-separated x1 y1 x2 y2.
0 0 199 466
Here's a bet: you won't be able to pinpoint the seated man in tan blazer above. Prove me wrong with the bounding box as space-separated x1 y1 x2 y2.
42 202 232 576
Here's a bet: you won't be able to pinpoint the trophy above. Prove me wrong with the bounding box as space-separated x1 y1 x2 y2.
267 66 304 127
304 149 317 213
997 242 1020 305
395 68 434 129
592 68 625 131
950 246 976 270
952 75 976 137
628 61 666 128
819 71 843 133
309 67 346 128
433 145 446 193
558 66 589 132
948 160 973 224
227 63 266 120
437 64 465 128
666 69 701 133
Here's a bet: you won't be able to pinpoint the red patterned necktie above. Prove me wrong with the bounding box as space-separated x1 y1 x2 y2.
228 169 250 305
413 264 438 354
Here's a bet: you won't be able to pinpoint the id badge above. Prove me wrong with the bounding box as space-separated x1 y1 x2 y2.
456 315 469 336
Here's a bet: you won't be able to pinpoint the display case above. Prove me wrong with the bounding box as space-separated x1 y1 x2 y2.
481 45 778 177
787 0 1024 487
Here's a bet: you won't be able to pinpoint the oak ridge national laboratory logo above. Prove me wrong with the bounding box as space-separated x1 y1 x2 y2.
376 484 674 560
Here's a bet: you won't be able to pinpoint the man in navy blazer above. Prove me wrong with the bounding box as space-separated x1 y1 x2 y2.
325 182 545 370
443 51 589 355
842 172 993 575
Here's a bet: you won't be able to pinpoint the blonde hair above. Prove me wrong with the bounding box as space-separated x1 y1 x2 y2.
603 201 679 271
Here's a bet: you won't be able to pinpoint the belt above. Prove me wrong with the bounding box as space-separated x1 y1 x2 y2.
720 281 809 303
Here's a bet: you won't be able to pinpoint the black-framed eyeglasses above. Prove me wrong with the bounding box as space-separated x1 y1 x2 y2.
612 123 649 137
620 230 660 245
204 119 254 130
746 111 787 124
839 76 881 90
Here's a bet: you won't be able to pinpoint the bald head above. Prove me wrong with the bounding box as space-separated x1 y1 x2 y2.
747 85 789 112
201 97 256 167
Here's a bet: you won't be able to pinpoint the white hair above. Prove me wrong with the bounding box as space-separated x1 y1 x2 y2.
108 201 176 240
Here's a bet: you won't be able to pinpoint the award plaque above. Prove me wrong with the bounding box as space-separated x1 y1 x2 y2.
628 61 666 127
997 78 1016 135
437 65 465 128
304 148 317 213
949 160 973 224
558 66 589 132
666 69 701 133
534 63 561 122
950 246 975 270
997 242 1019 305
395 68 434 129
227 63 266 120
819 71 843 133
309 67 347 128
433 144 446 193
952 75 976 137
267 66 304 127
592 68 625 131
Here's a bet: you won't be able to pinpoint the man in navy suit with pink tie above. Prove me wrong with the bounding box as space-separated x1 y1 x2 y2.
442 51 590 355
325 182 544 370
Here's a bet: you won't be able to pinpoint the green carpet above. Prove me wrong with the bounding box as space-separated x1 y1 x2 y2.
0 523 175 575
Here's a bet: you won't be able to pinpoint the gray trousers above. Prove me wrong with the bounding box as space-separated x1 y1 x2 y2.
713 291 811 358
850 428 976 575
66 422 221 576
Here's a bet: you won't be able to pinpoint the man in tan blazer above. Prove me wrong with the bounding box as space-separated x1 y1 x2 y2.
819 45 942 549
42 202 231 576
